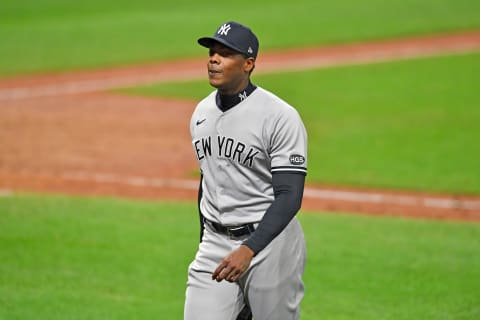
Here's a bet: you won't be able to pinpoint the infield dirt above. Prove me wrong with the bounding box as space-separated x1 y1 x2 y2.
1 31 480 221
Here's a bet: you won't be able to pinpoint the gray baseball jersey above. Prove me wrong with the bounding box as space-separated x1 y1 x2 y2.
190 86 308 226
186 86 307 320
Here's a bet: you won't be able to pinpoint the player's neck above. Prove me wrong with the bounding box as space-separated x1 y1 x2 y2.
216 81 257 112
217 76 251 96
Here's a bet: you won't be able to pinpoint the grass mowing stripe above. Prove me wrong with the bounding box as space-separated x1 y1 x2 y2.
1 193 479 319
1 0 480 75
124 53 480 194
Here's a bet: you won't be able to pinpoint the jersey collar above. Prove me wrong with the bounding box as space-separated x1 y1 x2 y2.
216 81 257 112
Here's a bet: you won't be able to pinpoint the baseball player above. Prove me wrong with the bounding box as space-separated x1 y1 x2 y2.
184 21 308 320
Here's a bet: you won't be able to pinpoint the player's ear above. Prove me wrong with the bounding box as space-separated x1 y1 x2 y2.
244 57 255 74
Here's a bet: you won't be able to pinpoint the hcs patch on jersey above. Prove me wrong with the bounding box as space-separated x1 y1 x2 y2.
289 154 305 165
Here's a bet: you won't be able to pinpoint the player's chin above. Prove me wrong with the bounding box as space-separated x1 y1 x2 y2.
208 77 223 88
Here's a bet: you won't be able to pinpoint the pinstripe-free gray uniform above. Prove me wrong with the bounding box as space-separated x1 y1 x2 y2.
184 86 308 319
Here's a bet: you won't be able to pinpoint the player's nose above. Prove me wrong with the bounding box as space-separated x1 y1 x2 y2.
208 51 221 64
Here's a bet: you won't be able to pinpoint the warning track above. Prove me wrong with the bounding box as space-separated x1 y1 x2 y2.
1 30 479 222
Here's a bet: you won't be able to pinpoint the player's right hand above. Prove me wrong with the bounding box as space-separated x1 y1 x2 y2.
212 245 254 282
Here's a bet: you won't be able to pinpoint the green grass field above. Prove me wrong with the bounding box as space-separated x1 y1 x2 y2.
2 2 479 319
124 53 480 194
1 194 479 319
1 0 479 76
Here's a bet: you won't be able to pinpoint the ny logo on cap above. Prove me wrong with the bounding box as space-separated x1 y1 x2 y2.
218 23 231 36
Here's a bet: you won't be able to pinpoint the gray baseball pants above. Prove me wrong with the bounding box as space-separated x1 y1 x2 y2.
184 217 306 320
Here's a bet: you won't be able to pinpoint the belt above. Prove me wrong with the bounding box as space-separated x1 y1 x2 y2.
203 218 256 238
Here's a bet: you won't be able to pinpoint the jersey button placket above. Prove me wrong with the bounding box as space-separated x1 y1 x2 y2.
215 114 226 220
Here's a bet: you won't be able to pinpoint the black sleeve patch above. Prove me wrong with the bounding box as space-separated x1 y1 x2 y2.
289 154 305 165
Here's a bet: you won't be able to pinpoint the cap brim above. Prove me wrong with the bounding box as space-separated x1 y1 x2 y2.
197 37 245 55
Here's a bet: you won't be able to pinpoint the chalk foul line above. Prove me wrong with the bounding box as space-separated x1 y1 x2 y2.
0 189 13 197
59 172 480 212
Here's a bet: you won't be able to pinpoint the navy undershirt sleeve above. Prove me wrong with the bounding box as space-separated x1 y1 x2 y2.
242 172 305 255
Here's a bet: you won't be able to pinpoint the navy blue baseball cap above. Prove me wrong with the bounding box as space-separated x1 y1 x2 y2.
198 21 259 59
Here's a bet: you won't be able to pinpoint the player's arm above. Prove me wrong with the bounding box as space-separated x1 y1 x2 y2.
212 107 307 283
198 173 205 243
212 172 304 282
242 171 305 255
243 107 307 255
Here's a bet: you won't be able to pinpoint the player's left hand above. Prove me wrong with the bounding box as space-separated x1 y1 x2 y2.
212 245 254 283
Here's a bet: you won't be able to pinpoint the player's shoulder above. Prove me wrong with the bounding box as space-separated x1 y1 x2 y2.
253 87 301 117
191 90 217 117
196 90 217 110
190 90 216 127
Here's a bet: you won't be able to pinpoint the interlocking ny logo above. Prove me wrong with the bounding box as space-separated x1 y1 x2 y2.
218 23 231 36
238 91 247 101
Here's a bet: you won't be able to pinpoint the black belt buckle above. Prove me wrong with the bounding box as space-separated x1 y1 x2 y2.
204 218 255 238
226 224 255 238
